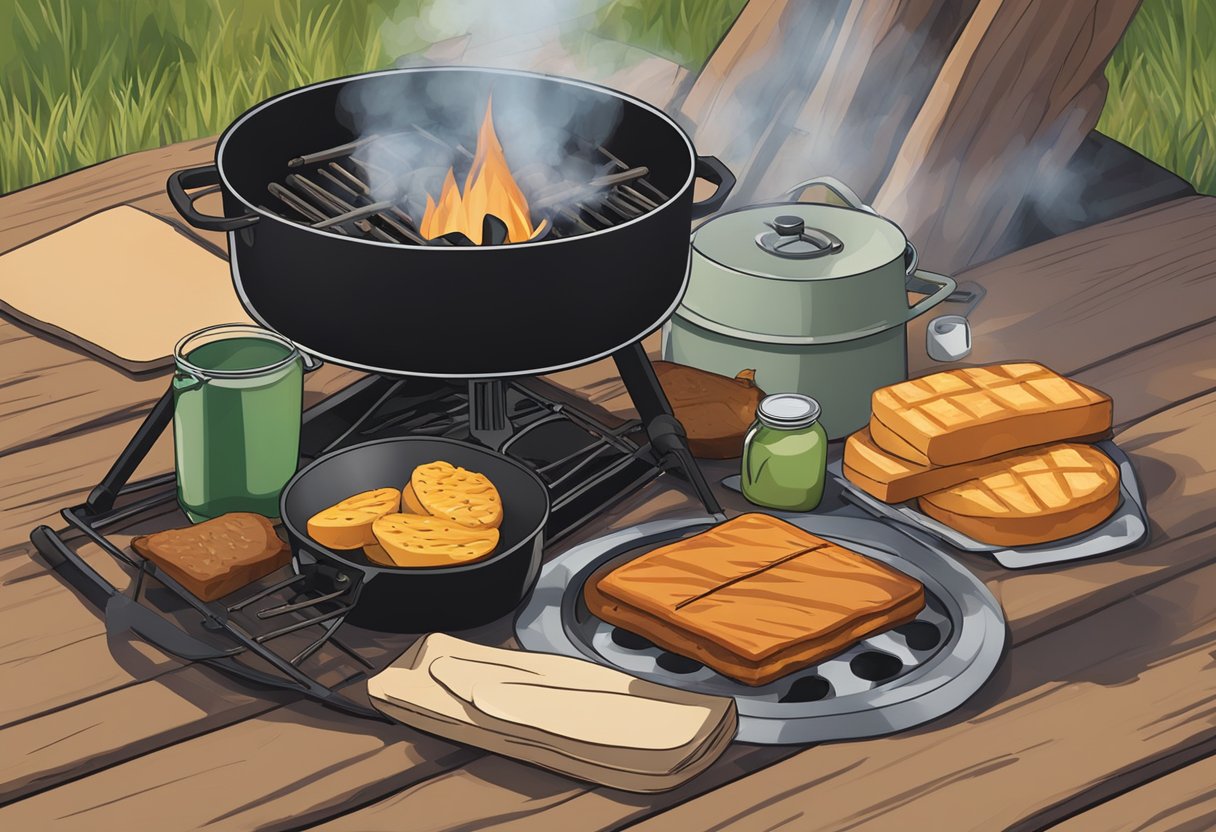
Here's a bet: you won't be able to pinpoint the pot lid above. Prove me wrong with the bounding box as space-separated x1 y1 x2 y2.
692 202 908 281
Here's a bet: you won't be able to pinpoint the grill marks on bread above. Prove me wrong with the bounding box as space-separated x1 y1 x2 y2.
917 444 1120 545
871 363 1111 465
586 514 925 685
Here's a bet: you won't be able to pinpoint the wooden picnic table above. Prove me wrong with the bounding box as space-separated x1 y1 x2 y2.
1 137 1214 831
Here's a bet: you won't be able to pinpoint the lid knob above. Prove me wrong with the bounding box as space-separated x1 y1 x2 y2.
772 215 805 236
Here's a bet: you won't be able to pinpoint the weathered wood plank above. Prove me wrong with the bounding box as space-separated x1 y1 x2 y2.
873 0 1142 272
906 196 1216 376
0 138 222 256
1050 753 1216 832
0 664 275 804
625 555 1216 832
0 701 477 831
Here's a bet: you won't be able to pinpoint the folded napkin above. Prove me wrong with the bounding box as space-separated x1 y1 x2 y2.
0 205 252 374
367 633 737 792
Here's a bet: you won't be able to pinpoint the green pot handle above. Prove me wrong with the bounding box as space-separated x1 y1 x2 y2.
903 269 957 322
783 175 921 278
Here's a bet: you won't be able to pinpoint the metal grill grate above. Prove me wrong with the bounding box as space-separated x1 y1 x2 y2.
266 129 668 244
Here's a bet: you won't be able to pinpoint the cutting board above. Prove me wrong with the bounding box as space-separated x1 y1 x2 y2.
368 633 737 793
0 205 253 374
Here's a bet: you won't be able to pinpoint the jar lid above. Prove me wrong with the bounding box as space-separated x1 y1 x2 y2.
757 393 821 429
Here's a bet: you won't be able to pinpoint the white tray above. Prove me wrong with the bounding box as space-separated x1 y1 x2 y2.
828 440 1149 569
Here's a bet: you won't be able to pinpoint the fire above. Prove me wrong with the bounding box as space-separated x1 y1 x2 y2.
419 98 546 244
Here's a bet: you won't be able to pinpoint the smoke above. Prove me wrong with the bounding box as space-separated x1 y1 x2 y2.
336 0 624 222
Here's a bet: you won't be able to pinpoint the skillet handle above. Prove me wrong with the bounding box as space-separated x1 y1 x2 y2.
689 156 735 219
167 164 259 232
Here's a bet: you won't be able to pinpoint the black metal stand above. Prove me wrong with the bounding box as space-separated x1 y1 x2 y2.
612 341 723 517
30 340 722 719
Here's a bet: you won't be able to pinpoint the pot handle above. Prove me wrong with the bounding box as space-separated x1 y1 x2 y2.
783 175 876 214
167 164 259 232
905 269 957 322
690 155 736 219
786 175 921 276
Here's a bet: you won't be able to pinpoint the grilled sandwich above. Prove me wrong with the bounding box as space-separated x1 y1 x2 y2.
584 513 925 686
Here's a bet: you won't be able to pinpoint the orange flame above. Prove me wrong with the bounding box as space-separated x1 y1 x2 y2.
419 98 546 244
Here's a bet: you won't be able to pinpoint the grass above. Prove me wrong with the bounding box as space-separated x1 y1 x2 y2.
1098 0 1216 196
0 0 1212 196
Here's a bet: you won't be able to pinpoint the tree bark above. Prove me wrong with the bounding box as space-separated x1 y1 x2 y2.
680 0 975 206
873 0 1144 271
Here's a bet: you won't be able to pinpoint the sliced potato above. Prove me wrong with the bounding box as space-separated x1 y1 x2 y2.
371 513 499 568
410 460 503 530
401 482 429 515
306 487 400 550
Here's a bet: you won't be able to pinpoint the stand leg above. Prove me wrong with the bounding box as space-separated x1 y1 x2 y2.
85 388 174 515
468 378 514 450
613 342 723 516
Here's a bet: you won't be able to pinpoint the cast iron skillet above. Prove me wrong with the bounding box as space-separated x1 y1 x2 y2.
279 437 549 633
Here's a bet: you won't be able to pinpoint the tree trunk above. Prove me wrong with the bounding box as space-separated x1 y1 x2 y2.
680 0 975 206
872 0 1144 271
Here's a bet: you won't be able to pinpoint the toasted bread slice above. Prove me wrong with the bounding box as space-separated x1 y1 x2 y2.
307 487 401 550
409 461 502 530
917 443 1119 546
870 363 1111 466
132 513 289 601
584 513 924 686
844 425 1111 503
371 513 499 568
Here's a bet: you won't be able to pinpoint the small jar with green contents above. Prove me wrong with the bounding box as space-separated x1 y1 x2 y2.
741 393 828 511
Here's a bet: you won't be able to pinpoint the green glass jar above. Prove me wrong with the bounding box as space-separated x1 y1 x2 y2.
741 393 828 512
172 324 304 523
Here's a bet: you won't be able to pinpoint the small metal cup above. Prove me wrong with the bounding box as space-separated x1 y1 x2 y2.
926 314 972 362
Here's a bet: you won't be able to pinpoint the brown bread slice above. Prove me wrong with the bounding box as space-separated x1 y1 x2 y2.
653 362 765 459
917 443 1120 546
584 513 924 686
132 513 290 601
870 363 1112 466
843 425 1111 503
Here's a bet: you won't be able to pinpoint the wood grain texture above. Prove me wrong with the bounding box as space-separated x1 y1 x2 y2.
681 0 973 207
0 538 177 727
0 665 274 804
0 701 477 831
874 0 1142 271
0 137 223 256
627 556 1216 832
908 197 1216 379
1050 753 1216 832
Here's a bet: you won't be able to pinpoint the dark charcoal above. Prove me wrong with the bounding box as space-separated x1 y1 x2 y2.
778 675 832 703
850 651 904 682
895 621 942 651
610 627 655 651
656 652 703 674
481 214 508 246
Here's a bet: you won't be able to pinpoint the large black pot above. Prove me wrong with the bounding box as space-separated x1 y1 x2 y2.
168 66 734 378
279 437 549 632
